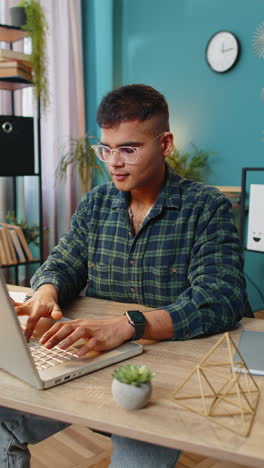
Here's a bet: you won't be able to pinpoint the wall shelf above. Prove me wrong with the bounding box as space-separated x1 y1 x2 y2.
0 24 43 284
0 79 32 90
0 24 28 42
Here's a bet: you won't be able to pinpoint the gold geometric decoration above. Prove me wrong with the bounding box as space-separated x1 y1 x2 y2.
253 22 264 58
172 333 260 437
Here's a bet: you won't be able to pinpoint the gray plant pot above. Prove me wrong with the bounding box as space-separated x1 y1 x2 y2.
112 379 152 410
10 6 27 28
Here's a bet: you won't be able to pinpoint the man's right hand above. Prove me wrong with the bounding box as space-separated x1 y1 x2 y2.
14 284 63 342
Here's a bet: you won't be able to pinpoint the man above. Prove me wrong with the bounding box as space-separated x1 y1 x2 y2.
0 84 246 467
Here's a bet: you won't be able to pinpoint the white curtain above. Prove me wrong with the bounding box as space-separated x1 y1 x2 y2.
40 0 85 257
0 0 86 263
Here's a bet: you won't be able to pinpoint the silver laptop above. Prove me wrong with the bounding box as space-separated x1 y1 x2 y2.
0 272 143 389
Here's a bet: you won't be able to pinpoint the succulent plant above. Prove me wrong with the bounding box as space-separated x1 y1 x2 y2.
112 365 155 387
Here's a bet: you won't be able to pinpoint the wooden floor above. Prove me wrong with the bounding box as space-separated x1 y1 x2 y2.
30 310 264 468
29 423 253 468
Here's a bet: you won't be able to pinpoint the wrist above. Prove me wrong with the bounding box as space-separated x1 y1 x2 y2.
34 283 59 302
144 309 174 340
120 315 136 341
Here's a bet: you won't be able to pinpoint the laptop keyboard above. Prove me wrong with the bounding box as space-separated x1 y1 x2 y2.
29 340 79 371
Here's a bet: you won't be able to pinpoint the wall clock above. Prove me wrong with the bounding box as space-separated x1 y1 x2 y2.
206 31 240 73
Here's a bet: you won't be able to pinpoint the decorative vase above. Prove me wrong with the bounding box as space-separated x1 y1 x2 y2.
112 379 152 410
10 7 27 28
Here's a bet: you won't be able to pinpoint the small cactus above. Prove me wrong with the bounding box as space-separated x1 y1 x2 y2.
112 364 155 387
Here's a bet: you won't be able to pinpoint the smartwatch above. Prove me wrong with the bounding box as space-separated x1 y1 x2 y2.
125 310 147 340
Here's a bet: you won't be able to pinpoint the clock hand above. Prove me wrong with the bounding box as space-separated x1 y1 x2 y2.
223 47 234 53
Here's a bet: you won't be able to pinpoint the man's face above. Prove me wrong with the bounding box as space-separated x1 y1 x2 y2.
100 118 173 195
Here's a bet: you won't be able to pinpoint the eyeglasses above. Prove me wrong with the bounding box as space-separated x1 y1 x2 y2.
92 132 166 165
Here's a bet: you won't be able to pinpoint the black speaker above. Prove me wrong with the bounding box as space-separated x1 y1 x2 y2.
0 115 35 176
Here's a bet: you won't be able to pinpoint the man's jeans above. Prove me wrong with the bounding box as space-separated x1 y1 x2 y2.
0 406 181 468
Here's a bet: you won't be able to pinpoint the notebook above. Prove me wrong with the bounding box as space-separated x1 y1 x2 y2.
0 272 143 389
234 330 264 376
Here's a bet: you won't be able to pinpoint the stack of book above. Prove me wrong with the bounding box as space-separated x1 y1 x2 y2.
0 49 32 83
0 223 34 266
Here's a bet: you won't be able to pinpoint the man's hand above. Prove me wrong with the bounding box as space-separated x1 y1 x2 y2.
14 284 62 341
39 316 135 357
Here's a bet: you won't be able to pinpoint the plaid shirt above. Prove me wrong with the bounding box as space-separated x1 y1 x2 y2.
31 164 246 340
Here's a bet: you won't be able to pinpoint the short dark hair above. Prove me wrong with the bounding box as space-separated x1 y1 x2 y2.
97 84 170 131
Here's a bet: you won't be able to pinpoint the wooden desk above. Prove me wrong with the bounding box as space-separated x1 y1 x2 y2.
2 287 264 467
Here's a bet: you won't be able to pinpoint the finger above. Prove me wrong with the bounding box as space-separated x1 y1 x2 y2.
10 298 23 306
24 300 43 341
59 327 90 350
24 315 39 341
14 304 30 317
39 322 65 344
50 306 63 321
32 318 56 339
41 324 76 349
75 337 99 357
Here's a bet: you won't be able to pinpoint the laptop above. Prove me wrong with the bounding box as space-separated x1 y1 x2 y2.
0 272 143 389
234 329 264 376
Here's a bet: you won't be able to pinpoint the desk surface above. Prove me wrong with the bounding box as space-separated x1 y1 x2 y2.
2 285 264 467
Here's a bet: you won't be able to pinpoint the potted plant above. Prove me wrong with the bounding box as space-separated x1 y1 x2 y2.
56 135 109 195
10 0 49 109
166 143 215 182
112 364 155 410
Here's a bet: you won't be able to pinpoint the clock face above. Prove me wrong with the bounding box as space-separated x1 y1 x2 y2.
206 31 240 73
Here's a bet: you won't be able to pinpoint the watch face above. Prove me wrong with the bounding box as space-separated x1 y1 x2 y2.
126 310 146 324
206 31 240 73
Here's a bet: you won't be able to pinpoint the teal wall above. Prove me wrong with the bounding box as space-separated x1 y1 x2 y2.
81 0 264 311
82 0 114 138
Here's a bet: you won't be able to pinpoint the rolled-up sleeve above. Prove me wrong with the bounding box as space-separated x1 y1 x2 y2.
163 193 246 340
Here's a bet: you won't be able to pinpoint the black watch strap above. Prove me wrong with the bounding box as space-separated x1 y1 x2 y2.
131 323 145 340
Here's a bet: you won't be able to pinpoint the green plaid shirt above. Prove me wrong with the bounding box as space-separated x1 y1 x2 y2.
31 164 246 340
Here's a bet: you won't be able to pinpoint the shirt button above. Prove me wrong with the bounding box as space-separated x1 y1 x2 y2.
185 332 190 337
128 231 133 236
130 259 135 265
171 267 177 273
130 287 135 293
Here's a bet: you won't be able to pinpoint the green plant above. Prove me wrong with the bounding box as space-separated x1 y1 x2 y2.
166 143 215 182
56 135 109 194
18 0 48 109
112 365 155 387
5 211 40 246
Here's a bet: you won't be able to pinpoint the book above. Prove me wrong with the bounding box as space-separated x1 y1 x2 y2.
0 223 34 262
0 225 17 265
0 48 31 64
0 223 17 265
0 229 8 265
234 330 264 376
9 229 26 263
13 225 34 261
0 227 12 264
0 60 32 73
0 66 32 82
